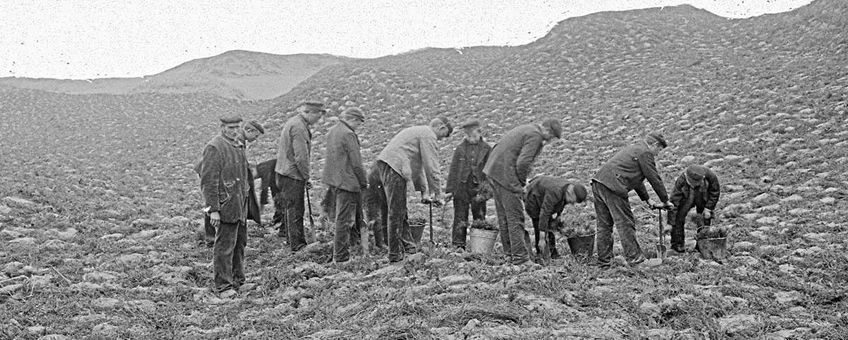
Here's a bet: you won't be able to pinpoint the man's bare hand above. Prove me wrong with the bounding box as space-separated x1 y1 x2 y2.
209 212 221 227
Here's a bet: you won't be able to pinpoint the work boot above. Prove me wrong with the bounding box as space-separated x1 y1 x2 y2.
550 247 560 260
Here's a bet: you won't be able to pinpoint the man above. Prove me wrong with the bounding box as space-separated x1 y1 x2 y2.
275 101 326 251
668 164 720 253
197 120 263 248
322 108 368 262
483 119 562 265
445 119 492 249
376 118 452 262
198 116 252 295
592 133 673 268
524 176 587 260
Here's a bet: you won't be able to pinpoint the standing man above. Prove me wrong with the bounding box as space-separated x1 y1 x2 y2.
376 118 453 262
275 101 326 252
446 119 492 250
322 108 368 263
668 164 720 253
198 117 252 296
483 119 562 265
592 133 673 268
524 176 587 260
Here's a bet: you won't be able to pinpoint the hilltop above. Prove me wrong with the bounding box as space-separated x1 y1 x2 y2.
0 51 347 100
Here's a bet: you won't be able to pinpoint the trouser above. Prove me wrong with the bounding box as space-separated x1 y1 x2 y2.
322 187 336 224
332 187 363 262
377 161 418 262
592 181 643 265
451 183 487 248
670 193 711 251
213 220 247 292
272 194 287 233
277 174 307 251
490 179 531 264
528 217 559 258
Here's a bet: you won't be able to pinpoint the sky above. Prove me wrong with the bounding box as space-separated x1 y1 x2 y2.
1 0 813 80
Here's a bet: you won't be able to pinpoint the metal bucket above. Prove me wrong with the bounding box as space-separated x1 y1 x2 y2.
697 237 727 262
409 222 425 244
567 234 595 261
468 228 499 254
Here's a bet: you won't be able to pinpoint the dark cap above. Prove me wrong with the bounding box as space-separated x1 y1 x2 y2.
342 108 365 121
299 101 326 113
460 119 481 130
542 119 562 139
438 117 453 137
246 120 264 134
220 116 243 125
570 183 588 203
647 132 668 148
685 165 707 186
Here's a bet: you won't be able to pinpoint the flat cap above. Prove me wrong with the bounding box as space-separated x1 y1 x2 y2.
542 119 562 139
648 132 668 148
342 107 365 121
220 116 243 124
299 101 326 113
685 165 707 186
460 119 481 129
571 183 588 203
246 120 264 134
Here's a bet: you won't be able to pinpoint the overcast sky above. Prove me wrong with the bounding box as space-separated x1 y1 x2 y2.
1 0 813 79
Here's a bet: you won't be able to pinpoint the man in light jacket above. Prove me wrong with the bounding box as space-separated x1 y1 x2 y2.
483 119 561 265
375 118 453 263
322 108 368 262
275 101 326 252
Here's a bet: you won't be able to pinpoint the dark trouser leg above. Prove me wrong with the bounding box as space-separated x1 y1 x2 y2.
451 195 471 248
213 221 239 292
322 187 336 227
670 205 691 252
593 181 615 266
277 174 306 251
333 187 359 262
490 179 511 256
596 183 643 264
273 194 287 235
232 221 247 286
491 180 529 264
378 162 415 262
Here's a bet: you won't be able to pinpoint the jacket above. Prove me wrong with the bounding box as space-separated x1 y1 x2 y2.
199 135 254 223
446 138 491 195
482 124 546 193
524 176 571 232
275 114 312 180
376 125 442 195
322 121 368 192
669 167 720 211
593 141 669 202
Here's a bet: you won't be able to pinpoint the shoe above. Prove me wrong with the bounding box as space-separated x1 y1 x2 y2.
550 250 561 260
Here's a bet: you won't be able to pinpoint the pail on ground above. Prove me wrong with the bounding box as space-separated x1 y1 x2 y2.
409 222 425 244
697 237 727 262
566 234 595 261
468 228 499 254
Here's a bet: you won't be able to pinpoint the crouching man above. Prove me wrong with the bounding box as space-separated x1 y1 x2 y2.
524 176 587 261
668 164 720 253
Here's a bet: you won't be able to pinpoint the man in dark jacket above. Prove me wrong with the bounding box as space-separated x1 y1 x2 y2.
592 133 673 268
668 164 720 253
322 108 368 262
446 119 492 249
198 116 253 295
376 118 452 262
275 101 326 252
483 119 561 265
524 176 587 260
